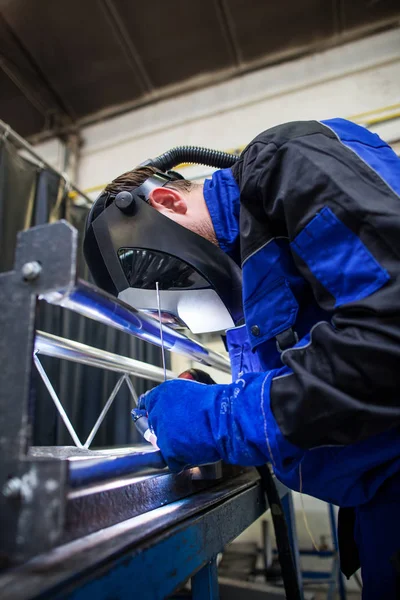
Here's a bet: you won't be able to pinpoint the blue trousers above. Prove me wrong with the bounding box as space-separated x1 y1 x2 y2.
354 471 400 599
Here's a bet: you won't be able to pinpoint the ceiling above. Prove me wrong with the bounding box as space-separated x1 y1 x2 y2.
0 0 399 141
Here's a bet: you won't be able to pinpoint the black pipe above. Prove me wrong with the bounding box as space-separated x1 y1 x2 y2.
257 465 303 600
142 146 239 172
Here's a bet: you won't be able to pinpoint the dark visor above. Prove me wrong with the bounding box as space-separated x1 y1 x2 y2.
118 248 210 291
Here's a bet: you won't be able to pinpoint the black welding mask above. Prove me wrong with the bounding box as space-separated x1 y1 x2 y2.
84 151 243 334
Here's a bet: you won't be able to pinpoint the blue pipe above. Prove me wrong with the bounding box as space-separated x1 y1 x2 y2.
50 280 231 373
69 449 167 488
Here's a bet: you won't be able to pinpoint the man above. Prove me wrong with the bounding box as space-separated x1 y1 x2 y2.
91 119 400 598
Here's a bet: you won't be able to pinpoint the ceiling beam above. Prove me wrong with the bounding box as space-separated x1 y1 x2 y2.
0 13 77 128
214 0 243 67
99 0 154 95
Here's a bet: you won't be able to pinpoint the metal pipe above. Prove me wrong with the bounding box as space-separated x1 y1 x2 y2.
83 375 127 449
68 449 167 488
34 354 83 448
0 119 91 207
35 330 176 382
42 279 231 373
124 375 139 404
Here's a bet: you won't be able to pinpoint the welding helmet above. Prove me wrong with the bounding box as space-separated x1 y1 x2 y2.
83 170 243 334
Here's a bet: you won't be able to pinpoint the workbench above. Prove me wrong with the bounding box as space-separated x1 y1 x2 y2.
0 468 282 599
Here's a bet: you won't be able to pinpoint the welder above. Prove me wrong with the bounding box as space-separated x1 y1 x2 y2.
84 119 400 599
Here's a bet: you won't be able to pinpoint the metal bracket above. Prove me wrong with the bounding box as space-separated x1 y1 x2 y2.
0 221 77 564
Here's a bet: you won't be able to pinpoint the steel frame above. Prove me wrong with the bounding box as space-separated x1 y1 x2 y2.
35 329 176 381
0 220 231 566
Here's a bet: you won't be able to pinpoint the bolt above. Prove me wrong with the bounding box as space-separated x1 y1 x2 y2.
2 477 22 499
21 261 42 281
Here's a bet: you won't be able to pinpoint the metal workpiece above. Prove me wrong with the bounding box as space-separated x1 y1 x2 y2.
0 471 268 600
68 453 224 489
0 219 237 572
45 278 231 373
26 447 245 544
68 447 167 488
65 463 246 544
34 354 84 449
35 330 176 382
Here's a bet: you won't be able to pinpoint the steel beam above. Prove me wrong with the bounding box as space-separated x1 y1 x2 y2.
44 278 231 373
35 330 176 382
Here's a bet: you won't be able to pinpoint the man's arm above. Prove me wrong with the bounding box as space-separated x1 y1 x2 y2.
236 120 400 449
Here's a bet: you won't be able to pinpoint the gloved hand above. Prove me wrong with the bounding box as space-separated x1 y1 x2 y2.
135 373 273 472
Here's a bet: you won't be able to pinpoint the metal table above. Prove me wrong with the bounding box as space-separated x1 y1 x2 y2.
0 470 273 600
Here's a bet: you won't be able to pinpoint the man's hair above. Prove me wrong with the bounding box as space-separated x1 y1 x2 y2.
104 165 193 196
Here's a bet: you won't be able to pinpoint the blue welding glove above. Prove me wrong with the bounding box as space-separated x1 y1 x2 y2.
136 373 276 473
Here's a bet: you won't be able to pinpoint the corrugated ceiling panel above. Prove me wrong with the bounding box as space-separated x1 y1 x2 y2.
0 70 45 137
113 0 234 87
225 0 336 64
2 0 145 117
341 0 400 31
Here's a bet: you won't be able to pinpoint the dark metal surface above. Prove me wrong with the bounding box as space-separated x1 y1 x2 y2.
65 463 238 543
0 0 398 138
0 221 77 563
68 448 167 487
0 471 268 600
28 447 235 544
0 220 77 462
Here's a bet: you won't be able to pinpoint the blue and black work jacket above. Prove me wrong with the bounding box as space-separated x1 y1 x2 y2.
203 118 400 509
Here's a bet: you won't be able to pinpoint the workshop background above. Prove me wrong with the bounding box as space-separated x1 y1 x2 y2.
0 1 399 597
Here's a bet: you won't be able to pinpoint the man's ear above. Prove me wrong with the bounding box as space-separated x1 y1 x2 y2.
148 187 187 215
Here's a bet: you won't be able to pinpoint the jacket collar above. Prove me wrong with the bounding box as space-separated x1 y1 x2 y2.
203 168 241 264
